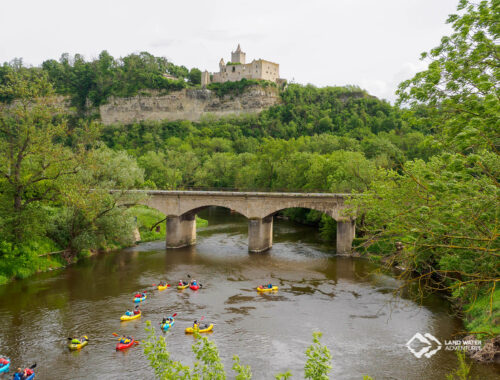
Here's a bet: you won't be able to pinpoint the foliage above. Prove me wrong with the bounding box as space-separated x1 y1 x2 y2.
0 240 64 283
37 51 202 110
446 350 472 380
304 332 332 380
142 321 251 379
143 322 334 380
397 0 499 155
207 78 275 97
463 288 500 337
350 152 499 329
0 68 82 242
132 206 207 243
352 0 499 335
0 66 146 282
47 146 144 255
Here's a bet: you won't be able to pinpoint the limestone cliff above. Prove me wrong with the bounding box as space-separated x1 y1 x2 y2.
99 85 280 125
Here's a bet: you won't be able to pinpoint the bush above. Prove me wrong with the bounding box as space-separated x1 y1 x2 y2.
207 79 275 97
142 321 331 379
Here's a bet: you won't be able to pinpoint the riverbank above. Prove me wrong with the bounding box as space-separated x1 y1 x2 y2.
0 205 208 286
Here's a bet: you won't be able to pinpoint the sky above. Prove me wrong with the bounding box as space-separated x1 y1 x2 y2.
0 0 459 102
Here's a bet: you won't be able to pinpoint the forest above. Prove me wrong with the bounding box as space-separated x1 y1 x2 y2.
0 0 497 340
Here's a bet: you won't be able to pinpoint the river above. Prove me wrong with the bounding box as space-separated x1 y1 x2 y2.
0 208 498 379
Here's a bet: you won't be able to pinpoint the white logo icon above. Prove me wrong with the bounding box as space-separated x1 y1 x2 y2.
406 333 442 358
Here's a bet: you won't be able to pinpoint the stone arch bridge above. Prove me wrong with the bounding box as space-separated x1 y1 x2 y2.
135 190 356 254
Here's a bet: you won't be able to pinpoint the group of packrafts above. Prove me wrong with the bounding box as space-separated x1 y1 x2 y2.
68 275 224 353
0 359 35 380
114 277 209 351
0 278 278 377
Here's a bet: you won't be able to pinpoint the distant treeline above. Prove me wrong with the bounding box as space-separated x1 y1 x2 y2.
0 51 202 110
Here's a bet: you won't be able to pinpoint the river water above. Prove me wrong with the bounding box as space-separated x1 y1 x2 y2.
0 208 498 379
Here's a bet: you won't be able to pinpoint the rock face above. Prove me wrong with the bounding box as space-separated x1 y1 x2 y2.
99 86 280 125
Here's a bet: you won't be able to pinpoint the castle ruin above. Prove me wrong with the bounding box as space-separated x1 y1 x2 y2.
201 44 282 86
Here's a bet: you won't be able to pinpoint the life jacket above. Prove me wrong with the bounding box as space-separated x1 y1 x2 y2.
71 339 80 344
25 368 34 376
134 310 140 315
0 358 8 365
134 294 141 298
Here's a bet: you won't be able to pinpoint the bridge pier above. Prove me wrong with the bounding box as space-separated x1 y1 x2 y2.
336 219 355 254
248 216 273 253
166 212 196 248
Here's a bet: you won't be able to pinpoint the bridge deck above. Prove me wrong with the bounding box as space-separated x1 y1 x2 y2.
136 190 353 198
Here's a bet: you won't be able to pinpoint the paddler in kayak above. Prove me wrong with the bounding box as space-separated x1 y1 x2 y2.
70 336 88 345
126 305 140 316
12 366 34 380
162 316 174 325
178 280 188 287
12 368 23 380
119 336 133 344
193 319 209 330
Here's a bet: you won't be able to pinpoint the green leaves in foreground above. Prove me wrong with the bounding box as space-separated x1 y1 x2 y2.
143 322 332 379
304 332 333 380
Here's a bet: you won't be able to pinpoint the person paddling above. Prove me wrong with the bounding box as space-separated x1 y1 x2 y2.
12 368 23 380
193 319 208 329
120 336 132 344
71 336 81 345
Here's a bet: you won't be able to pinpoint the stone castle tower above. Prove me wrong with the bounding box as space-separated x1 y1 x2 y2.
201 44 282 87
231 44 246 64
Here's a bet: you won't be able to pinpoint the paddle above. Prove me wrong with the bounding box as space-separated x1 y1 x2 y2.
29 363 37 369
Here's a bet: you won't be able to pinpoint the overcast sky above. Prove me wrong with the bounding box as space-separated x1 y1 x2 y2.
0 0 459 102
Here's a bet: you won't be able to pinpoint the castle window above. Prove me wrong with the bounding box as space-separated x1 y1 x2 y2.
232 66 235 72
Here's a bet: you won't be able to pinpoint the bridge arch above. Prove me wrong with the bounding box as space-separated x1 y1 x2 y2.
135 190 355 254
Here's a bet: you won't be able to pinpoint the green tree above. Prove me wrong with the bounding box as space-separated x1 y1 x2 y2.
49 147 144 256
0 69 80 242
188 68 202 85
351 0 499 335
397 0 499 154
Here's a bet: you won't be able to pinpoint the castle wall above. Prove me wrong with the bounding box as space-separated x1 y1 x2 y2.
99 86 280 125
211 59 279 84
